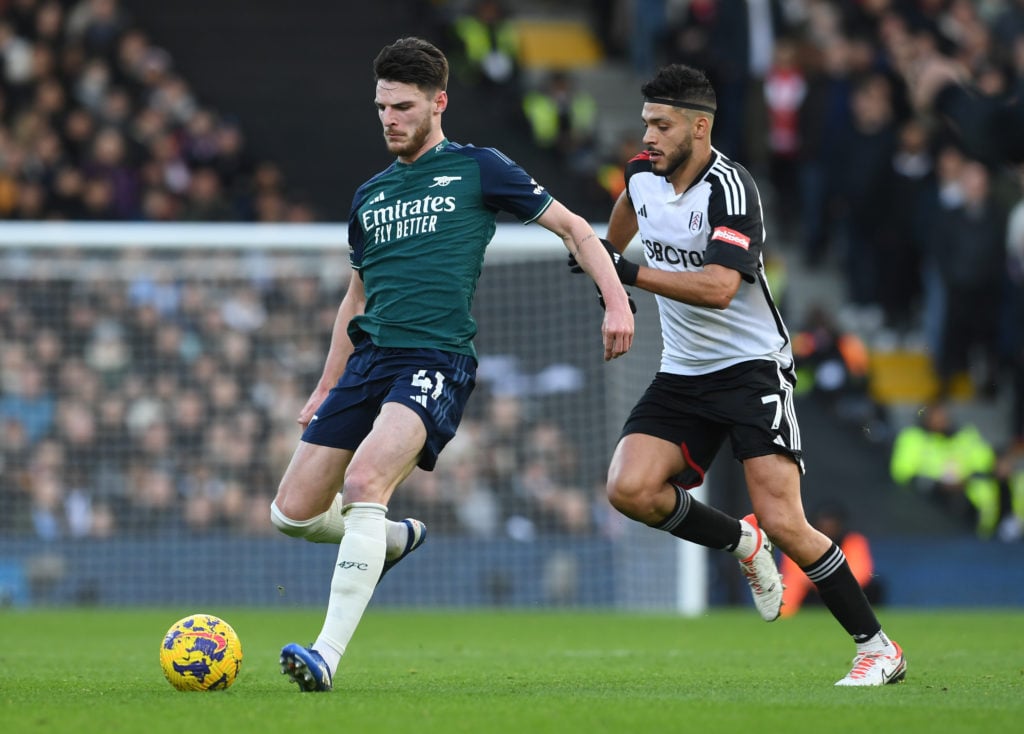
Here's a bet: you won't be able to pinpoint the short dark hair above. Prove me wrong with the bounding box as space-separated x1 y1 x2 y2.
641 65 717 113
373 37 449 92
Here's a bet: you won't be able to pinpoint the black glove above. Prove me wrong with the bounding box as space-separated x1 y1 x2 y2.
598 288 638 314
567 249 638 313
567 238 639 286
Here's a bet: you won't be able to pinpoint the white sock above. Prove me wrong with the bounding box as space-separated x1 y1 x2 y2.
272 496 409 556
313 502 387 673
731 518 759 559
856 630 896 656
385 518 411 560
270 497 346 544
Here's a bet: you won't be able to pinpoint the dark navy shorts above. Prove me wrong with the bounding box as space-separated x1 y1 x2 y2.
621 359 804 489
301 337 477 471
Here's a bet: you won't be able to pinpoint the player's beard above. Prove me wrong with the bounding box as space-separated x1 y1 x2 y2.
651 129 694 180
385 113 434 159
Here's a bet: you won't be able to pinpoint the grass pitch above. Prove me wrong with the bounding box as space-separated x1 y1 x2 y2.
1 608 1021 733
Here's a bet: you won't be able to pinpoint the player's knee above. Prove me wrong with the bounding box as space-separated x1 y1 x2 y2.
270 500 313 539
757 510 811 550
606 474 654 519
339 465 389 505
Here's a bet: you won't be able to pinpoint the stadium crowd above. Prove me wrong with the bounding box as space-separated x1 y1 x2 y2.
0 0 313 222
444 1 1024 430
0 249 605 541
3 0 1024 541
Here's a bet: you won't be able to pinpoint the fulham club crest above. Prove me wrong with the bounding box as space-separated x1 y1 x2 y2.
689 211 703 233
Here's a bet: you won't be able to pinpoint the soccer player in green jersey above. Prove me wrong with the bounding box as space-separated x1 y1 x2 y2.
272 36 634 692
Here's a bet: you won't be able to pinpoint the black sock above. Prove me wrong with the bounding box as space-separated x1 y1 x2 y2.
655 485 741 551
804 543 881 642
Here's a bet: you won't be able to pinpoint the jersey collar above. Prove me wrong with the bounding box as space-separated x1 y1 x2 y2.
663 150 719 202
687 150 718 192
398 138 449 167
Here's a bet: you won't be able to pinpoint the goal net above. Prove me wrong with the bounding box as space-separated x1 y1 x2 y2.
0 222 709 612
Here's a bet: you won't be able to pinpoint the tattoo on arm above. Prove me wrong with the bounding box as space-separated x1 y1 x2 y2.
572 232 597 257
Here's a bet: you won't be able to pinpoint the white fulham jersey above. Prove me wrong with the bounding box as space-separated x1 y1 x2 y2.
624 148 792 375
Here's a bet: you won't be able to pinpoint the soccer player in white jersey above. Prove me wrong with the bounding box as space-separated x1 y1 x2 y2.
583 64 905 686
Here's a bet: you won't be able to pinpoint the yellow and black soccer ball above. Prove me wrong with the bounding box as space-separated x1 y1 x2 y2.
159 613 243 691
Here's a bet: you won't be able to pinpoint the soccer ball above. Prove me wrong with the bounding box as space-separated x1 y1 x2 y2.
159 613 243 691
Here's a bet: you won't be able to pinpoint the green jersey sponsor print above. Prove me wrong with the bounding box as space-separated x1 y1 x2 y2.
348 140 553 357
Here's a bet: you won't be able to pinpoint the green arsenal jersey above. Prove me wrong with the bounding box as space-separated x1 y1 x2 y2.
347 139 553 357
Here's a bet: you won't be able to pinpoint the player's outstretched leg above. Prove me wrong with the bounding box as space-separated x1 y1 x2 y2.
280 643 333 692
379 518 426 581
835 641 907 686
738 514 784 621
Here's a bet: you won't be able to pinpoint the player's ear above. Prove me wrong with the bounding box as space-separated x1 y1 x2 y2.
434 90 448 114
693 114 711 139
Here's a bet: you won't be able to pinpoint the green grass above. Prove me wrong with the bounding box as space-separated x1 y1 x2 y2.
1 608 1022 733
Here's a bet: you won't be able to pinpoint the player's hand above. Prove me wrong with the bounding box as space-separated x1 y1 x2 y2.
297 385 330 429
567 238 639 286
601 300 634 360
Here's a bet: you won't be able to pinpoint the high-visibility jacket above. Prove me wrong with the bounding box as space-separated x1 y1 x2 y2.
521 90 596 148
890 423 1000 537
452 16 518 69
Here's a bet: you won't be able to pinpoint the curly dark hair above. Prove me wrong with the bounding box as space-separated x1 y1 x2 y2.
640 65 717 113
373 37 449 92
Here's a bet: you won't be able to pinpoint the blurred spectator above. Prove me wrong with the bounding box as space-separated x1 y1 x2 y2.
0 410 32 513
916 142 966 361
593 129 641 204
120 464 183 536
79 173 116 218
629 0 667 78
838 73 898 310
49 165 87 218
876 117 933 334
83 125 141 217
763 35 806 241
780 502 882 616
702 0 795 168
995 440 1024 542
796 34 856 268
521 70 597 172
0 363 56 444
0 19 34 92
138 184 179 221
61 107 97 166
890 400 1001 537
478 392 525 514
508 422 591 537
66 0 128 59
791 303 887 437
180 166 233 221
389 466 461 537
448 0 519 89
439 427 502 537
932 160 1006 398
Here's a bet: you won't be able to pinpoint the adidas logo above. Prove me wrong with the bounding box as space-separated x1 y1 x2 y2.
369 190 386 204
638 204 648 218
